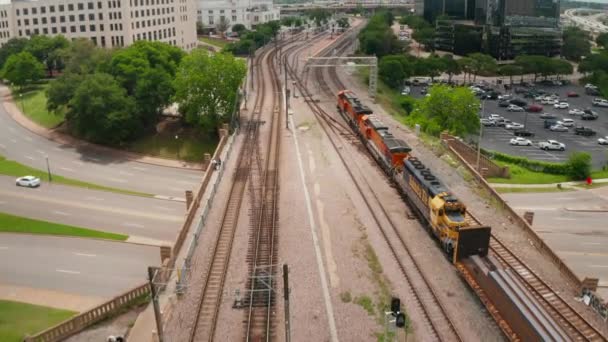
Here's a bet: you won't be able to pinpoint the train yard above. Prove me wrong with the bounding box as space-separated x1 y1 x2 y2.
164 21 608 342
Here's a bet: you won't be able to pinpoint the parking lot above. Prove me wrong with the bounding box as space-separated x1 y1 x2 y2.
410 82 608 169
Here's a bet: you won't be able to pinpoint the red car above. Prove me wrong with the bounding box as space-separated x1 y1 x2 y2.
526 104 543 112
567 91 579 97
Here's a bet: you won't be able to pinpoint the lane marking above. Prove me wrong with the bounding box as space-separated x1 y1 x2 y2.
52 211 71 216
582 242 602 245
131 166 147 171
56 269 80 274
106 177 127 183
9 138 17 143
0 247 8 250
590 265 608 268
555 217 576 221
288 113 339 342
85 196 104 201
60 167 75 172
122 222 145 228
24 136 32 142
73 252 96 257
87 157 101 162
36 149 46 155
118 170 134 176
72 161 84 166
25 156 35 160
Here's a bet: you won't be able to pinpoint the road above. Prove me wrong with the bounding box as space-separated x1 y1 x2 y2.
0 176 185 243
0 234 159 298
563 8 608 34
504 188 608 298
0 98 203 198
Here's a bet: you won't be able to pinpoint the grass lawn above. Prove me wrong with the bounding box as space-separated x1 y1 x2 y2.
0 155 152 197
488 160 608 184
0 211 128 240
198 36 230 49
0 300 76 342
14 82 65 129
128 132 217 162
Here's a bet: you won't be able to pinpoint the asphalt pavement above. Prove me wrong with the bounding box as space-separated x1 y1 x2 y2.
504 188 608 298
0 234 159 298
0 176 185 243
0 105 203 198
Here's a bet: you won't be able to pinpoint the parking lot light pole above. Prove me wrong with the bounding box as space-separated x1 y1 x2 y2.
477 100 485 171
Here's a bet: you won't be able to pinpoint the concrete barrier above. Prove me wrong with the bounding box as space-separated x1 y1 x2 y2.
24 283 150 342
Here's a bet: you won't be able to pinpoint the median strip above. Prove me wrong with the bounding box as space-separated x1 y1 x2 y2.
0 212 128 241
0 154 153 198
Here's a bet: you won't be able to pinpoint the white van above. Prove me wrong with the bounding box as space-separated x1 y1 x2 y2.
410 77 431 86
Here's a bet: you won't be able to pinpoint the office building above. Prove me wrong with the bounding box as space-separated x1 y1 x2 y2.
421 0 476 23
0 0 197 50
196 0 279 31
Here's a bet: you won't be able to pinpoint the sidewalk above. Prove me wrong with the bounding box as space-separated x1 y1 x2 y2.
0 85 203 170
488 178 608 188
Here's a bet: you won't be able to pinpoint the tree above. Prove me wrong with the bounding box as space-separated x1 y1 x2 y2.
412 27 435 52
1 51 45 90
457 57 474 84
421 56 445 82
467 53 496 83
0 38 28 69
406 85 480 137
308 9 331 27
498 64 523 86
66 73 138 145
46 72 85 112
562 26 591 61
358 12 402 58
134 67 174 127
216 17 231 38
232 24 246 35
441 54 461 83
26 35 69 76
60 38 112 74
337 17 350 29
379 59 405 89
596 32 608 50
566 152 592 180
515 55 551 82
174 51 247 132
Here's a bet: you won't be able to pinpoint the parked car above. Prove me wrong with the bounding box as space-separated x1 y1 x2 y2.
507 104 524 112
514 129 534 137
540 113 557 119
506 122 524 130
495 118 512 127
557 118 575 127
526 104 543 112
481 91 499 100
568 108 584 116
582 112 599 120
509 98 528 107
541 98 557 105
574 126 597 136
598 136 608 145
480 118 496 126
550 124 569 132
498 94 513 101
539 140 566 151
567 91 579 97
510 137 532 146
489 114 502 120
16 175 41 188
401 86 410 95
420 87 428 95
498 100 510 107
586 84 601 95
592 98 608 107
554 102 569 109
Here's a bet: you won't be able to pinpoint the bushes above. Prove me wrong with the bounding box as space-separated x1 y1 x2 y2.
566 152 592 180
490 151 592 180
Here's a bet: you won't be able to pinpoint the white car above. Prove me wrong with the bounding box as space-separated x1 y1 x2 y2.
592 98 608 107
554 102 569 109
557 118 575 127
506 122 524 130
550 124 569 132
489 114 501 120
568 109 584 116
498 94 512 101
16 175 41 188
507 105 524 112
599 136 608 145
534 95 544 101
510 137 532 146
401 86 410 95
480 118 496 126
539 140 566 151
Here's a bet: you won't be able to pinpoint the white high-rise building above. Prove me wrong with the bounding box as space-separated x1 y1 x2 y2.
0 0 197 50
196 0 279 31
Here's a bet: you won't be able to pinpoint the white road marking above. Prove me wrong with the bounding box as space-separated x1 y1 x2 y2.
25 156 35 160
0 247 8 250
131 166 147 171
56 269 80 274
582 242 602 245
24 136 32 142
87 157 101 162
9 138 17 143
106 177 127 183
8 127 15 132
288 114 339 342
118 170 134 176
60 167 75 172
154 206 171 211
556 217 576 221
36 149 46 155
72 161 84 166
52 211 71 216
73 252 96 257
0 144 5 149
590 265 608 268
85 196 104 201
122 222 145 228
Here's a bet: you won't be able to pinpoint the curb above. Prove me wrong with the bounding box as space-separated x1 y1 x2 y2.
0 88 204 171
564 208 608 212
0 231 169 248
153 195 187 203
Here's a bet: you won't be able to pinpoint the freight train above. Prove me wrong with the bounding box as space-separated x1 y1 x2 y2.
337 89 491 262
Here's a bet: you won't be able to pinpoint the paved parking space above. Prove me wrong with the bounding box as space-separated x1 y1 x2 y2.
408 83 608 168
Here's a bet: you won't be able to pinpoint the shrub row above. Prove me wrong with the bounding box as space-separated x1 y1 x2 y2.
488 150 569 175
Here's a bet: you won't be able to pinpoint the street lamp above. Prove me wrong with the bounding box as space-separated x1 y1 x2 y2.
45 155 52 182
174 135 180 160
19 93 24 113
476 100 485 171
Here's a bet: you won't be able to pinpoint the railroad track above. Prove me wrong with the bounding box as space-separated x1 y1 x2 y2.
490 237 606 341
284 32 463 342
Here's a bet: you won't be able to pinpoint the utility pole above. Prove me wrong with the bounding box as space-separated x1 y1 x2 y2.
285 62 290 129
476 100 485 171
283 264 291 342
250 47 254 91
148 267 164 342
45 156 52 182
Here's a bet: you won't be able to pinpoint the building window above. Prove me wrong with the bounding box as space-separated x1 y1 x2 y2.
61 26 66 33
89 13 94 20
41 6 46 13
24 19 29 26
25 29 31 36
232 16 236 22
98 13 103 20
136 21 139 28
88 2 94 9
23 9 28 15
60 16 65 22
90 24 95 31
32 8 37 14
208 16 213 25
33 18 38 25
43 28 48 34
17 19 20 25
101 36 105 47
91 37 97 45
100 24 104 31
68 4 74 11
52 27 57 33
79 14 84 21
34 28 39 34
78 3 84 10
80 25 85 32
16 9 19 16
42 17 47 24
51 16 56 23
59 5 64 11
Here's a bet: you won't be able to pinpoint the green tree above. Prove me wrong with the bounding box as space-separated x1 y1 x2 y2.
399 15 431 30
358 12 401 57
26 35 69 76
281 17 295 27
467 53 496 82
562 26 591 61
60 38 112 74
498 64 523 86
134 67 174 127
216 17 231 38
0 38 28 69
515 55 552 82
337 17 350 29
405 84 480 137
1 51 45 90
379 59 404 89
441 54 461 83
66 73 138 145
308 9 331 26
596 32 608 50
174 51 246 132
421 56 445 82
566 152 592 180
46 72 85 112
457 57 474 84
232 24 247 35
412 27 435 52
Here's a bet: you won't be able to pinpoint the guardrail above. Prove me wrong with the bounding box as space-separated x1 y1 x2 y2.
24 283 150 342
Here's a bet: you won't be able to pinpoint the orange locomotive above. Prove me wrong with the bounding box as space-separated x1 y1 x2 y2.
337 90 411 172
